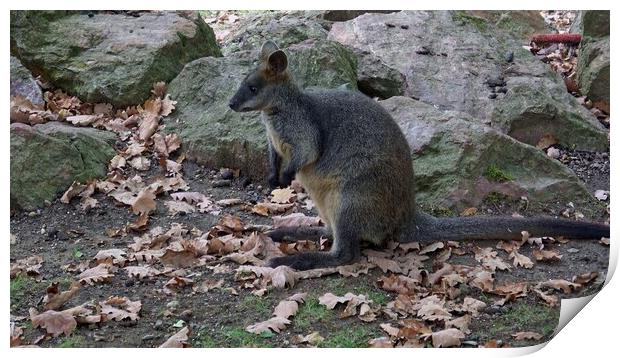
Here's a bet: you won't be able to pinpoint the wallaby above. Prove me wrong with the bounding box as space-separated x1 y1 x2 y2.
228 41 610 270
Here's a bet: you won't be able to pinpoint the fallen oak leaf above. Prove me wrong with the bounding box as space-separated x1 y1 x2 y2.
100 296 141 321
423 328 465 348
29 308 76 337
159 326 190 348
245 316 290 334
124 265 161 280
509 250 534 268
270 188 297 204
538 279 581 294
43 281 81 311
164 200 196 215
77 264 115 285
512 331 543 341
131 188 157 215
60 181 86 204
273 213 321 228
532 249 563 261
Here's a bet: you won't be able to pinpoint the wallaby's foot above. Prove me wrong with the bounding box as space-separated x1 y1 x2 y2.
268 174 281 189
267 251 355 270
279 171 294 187
266 226 332 242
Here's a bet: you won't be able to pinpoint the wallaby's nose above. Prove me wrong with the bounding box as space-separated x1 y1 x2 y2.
228 100 237 111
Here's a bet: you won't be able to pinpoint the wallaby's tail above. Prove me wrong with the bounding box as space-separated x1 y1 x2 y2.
410 211 609 242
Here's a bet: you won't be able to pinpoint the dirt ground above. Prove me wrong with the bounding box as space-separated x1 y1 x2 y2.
10 153 610 348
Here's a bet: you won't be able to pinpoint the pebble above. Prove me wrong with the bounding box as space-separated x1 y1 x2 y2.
219 168 234 180
567 248 580 253
154 320 164 330
547 147 561 159
505 51 514 63
166 300 180 309
179 309 193 322
211 179 231 187
142 334 156 341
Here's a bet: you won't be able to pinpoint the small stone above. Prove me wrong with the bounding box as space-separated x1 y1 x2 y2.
567 248 580 253
211 179 231 187
28 211 38 217
166 300 180 309
546 147 561 159
505 51 514 63
154 320 164 330
142 334 156 341
219 168 234 180
179 309 193 322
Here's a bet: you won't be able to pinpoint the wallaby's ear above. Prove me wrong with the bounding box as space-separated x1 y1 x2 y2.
260 41 280 60
267 50 288 74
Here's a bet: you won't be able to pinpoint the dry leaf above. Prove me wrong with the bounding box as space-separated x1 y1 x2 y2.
428 328 465 347
270 188 297 204
60 181 86 204
129 156 151 171
419 242 444 255
160 94 177 117
252 201 294 216
509 250 534 268
43 282 81 311
124 265 161 280
138 112 160 141
77 264 114 285
538 279 581 294
100 296 141 321
460 207 478 216
94 249 128 266
532 249 563 261
512 331 543 341
164 200 196 215
245 316 290 334
132 188 157 215
273 213 321 228
29 309 76 337
160 326 189 348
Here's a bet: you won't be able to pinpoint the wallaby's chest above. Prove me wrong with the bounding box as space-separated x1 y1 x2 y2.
263 117 291 160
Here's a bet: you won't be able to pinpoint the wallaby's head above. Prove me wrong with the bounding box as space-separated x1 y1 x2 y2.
229 41 290 112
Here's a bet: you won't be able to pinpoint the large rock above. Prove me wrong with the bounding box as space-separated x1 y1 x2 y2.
380 96 601 214
219 11 329 56
10 56 44 106
319 10 398 22
328 11 608 151
574 11 610 106
10 122 116 210
10 11 221 108
165 40 358 179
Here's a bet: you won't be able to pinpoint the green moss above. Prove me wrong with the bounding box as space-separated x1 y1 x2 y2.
485 165 514 182
321 326 376 348
221 327 274 347
293 296 332 330
481 301 558 347
239 295 272 317
58 334 86 348
11 275 47 308
452 11 488 32
484 191 510 205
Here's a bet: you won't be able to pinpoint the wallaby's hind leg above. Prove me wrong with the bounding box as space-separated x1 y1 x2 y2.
267 221 360 270
266 226 332 242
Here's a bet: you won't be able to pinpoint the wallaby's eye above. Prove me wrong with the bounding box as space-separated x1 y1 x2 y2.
249 86 258 93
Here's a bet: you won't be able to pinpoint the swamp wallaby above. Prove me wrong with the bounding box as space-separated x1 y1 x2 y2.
228 41 610 270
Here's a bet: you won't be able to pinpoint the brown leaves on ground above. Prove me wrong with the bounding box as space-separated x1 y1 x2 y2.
11 255 43 278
